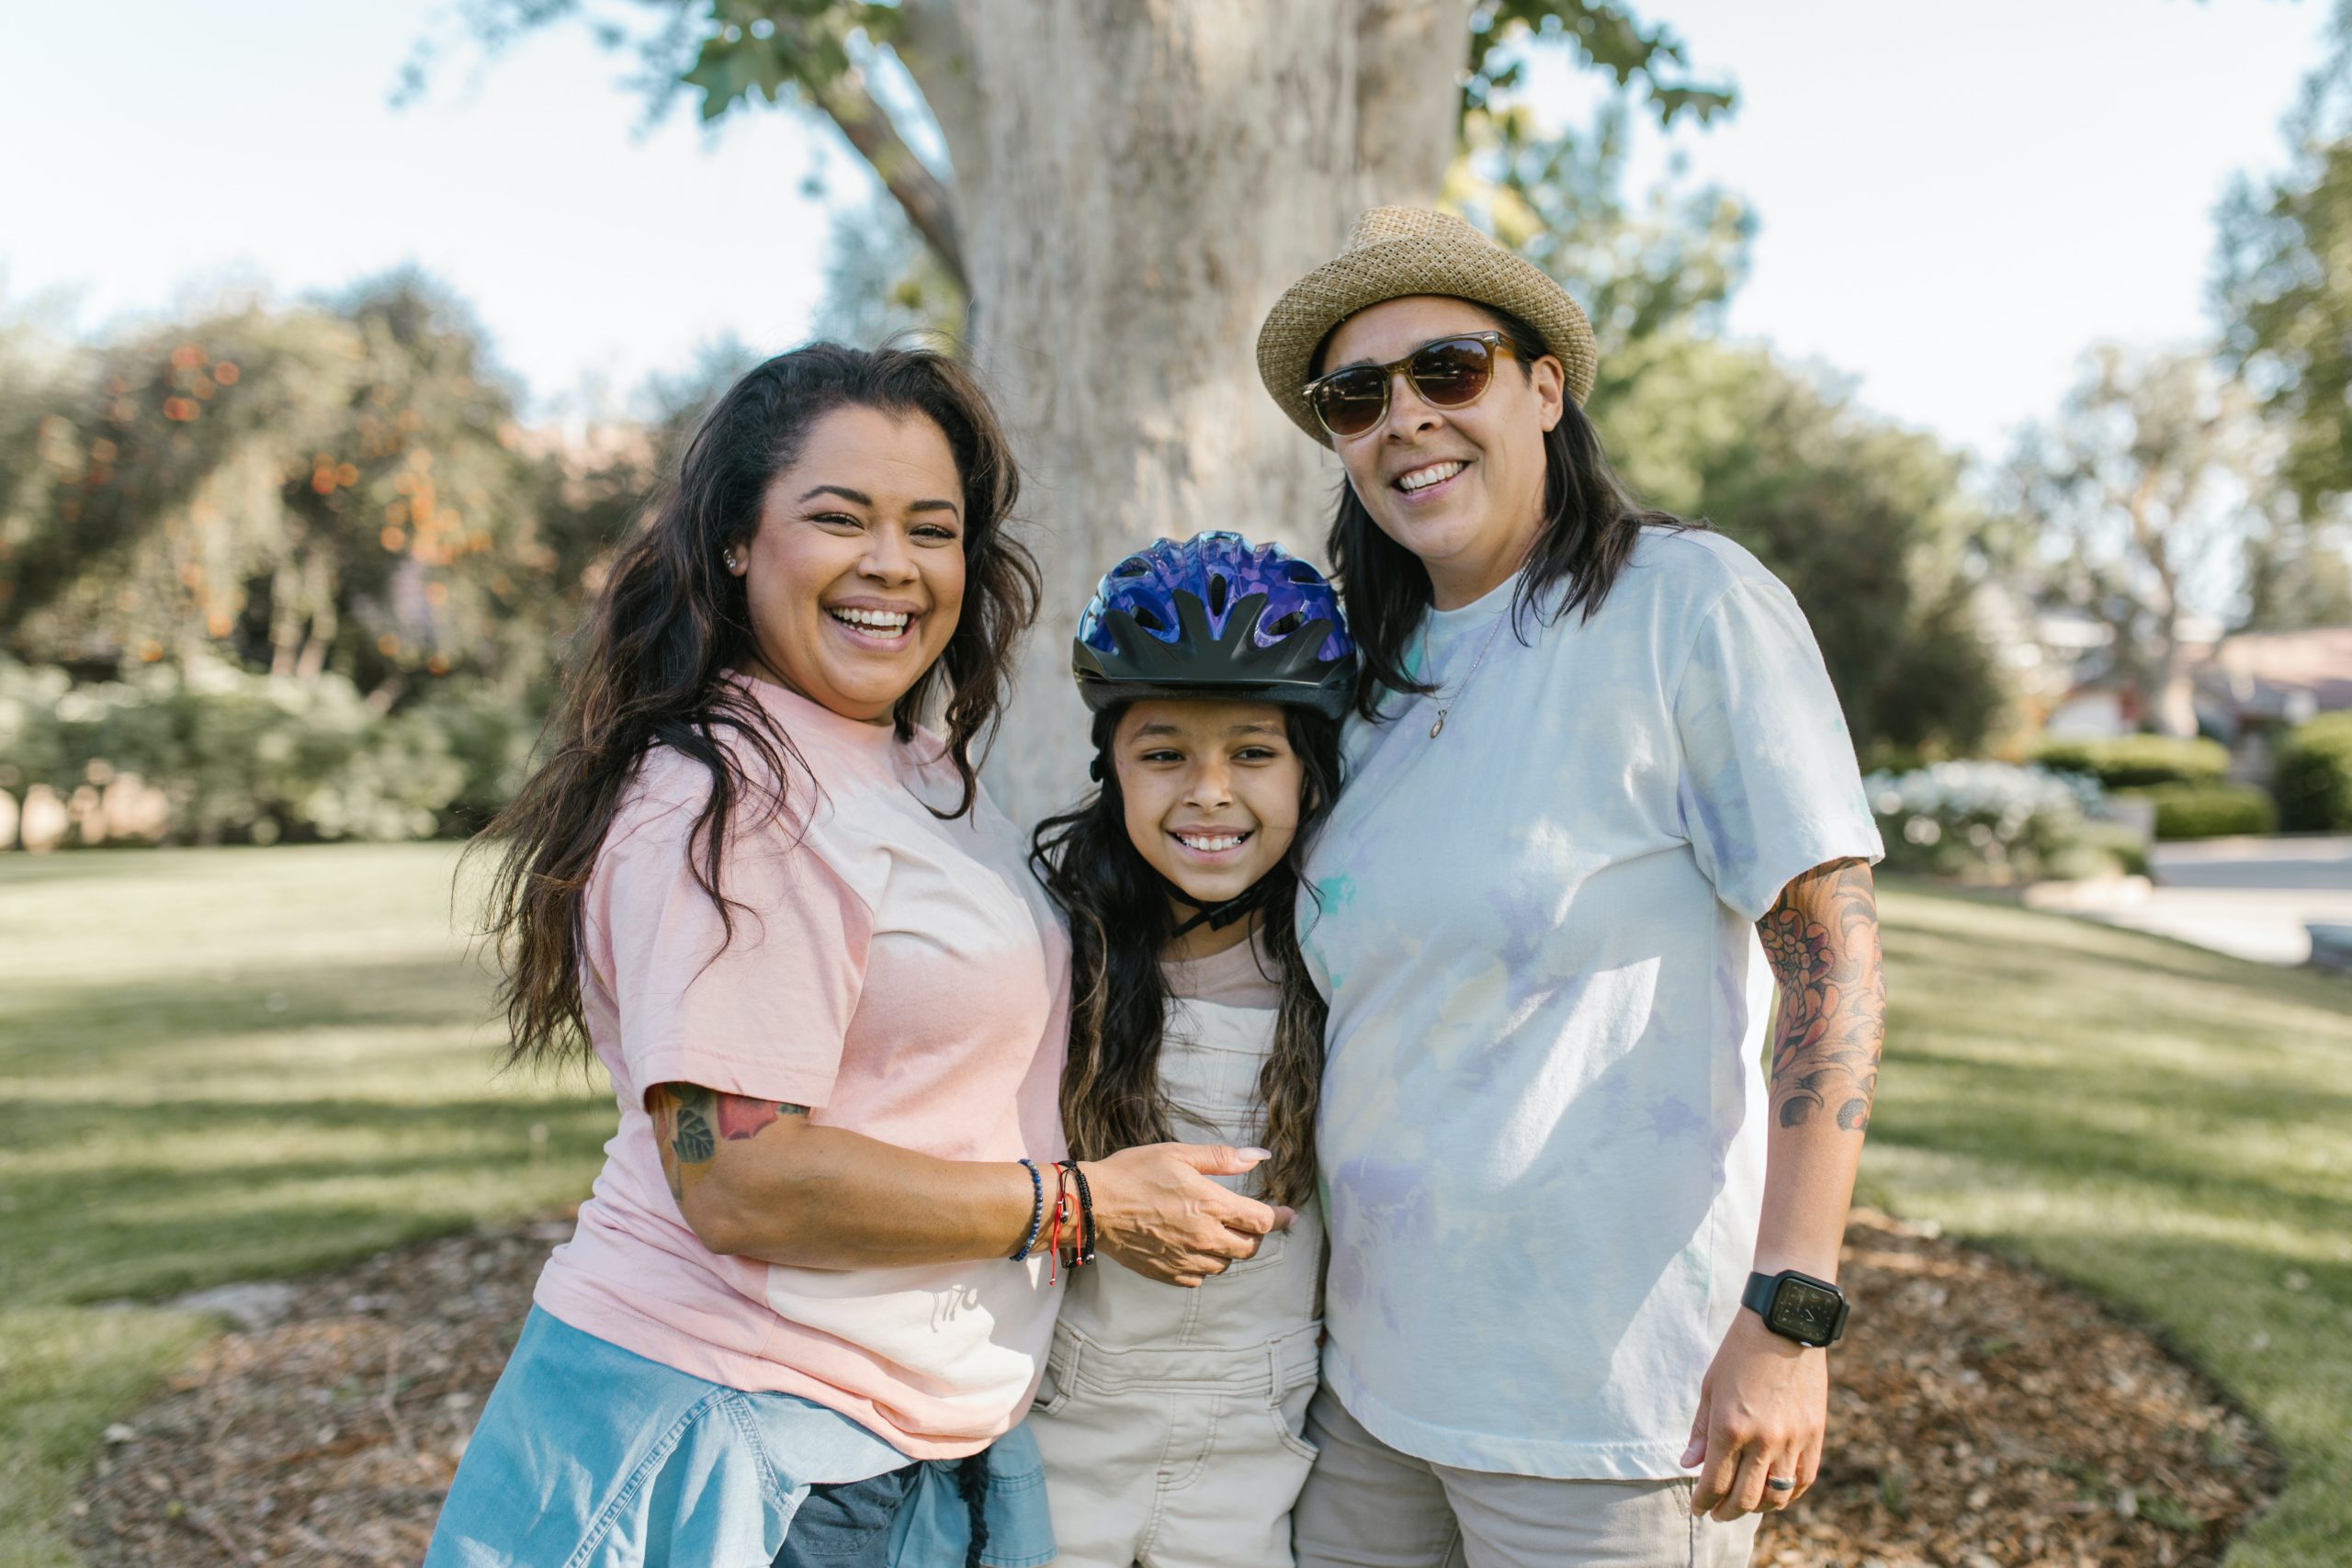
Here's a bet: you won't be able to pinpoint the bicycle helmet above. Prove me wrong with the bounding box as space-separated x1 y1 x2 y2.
1071 531 1355 719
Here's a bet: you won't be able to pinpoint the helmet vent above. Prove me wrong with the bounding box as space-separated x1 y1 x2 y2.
1263 609 1307 637
1207 573 1229 616
1132 606 1168 633
1285 560 1321 582
1114 558 1150 579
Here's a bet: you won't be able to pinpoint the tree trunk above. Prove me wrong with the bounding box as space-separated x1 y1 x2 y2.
908 0 1467 824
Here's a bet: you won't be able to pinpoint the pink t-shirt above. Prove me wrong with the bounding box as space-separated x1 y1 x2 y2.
533 675 1071 1460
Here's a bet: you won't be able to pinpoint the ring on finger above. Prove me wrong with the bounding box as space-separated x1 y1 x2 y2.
1763 1475 1797 1506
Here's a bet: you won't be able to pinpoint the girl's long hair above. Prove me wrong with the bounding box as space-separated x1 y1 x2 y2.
1030 704 1342 1210
478 343 1039 1073
1322 302 1699 721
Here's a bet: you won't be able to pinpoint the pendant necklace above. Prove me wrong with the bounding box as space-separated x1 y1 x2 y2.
1427 604 1510 739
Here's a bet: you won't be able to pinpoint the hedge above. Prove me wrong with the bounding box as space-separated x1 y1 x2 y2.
2276 714 2352 833
2123 783 2278 841
2031 733 2229 790
0 656 540 847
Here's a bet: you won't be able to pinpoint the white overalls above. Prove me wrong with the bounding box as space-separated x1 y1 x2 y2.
1028 948 1322 1568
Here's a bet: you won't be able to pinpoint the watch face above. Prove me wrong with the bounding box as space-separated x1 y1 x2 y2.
1772 1278 1843 1340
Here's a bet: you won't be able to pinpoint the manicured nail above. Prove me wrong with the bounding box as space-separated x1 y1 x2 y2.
1240 1146 1272 1161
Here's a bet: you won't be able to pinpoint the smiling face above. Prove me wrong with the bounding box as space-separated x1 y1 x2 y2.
1113 698 1306 957
1318 295 1566 609
731 403 967 724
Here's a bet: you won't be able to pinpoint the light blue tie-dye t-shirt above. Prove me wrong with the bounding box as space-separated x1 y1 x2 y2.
1298 526 1883 1481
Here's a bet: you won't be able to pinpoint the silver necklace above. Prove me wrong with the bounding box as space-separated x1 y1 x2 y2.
1427 605 1510 739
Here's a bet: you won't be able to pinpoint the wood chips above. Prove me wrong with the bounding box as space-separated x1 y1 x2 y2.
76 1209 2276 1567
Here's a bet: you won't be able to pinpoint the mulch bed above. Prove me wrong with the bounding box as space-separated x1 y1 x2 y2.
77 1208 2277 1568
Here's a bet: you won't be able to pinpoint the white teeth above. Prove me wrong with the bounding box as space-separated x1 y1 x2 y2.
830 607 910 633
1397 460 1464 492
1178 833 1245 852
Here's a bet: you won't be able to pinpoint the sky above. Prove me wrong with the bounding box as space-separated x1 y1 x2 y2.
0 0 2332 459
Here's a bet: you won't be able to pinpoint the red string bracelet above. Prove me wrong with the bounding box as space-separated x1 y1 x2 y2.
1045 1162 1073 1284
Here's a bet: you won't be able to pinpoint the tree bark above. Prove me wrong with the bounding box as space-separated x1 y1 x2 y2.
907 0 1465 823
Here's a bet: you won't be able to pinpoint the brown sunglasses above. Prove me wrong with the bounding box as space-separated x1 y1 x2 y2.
1302 331 1515 439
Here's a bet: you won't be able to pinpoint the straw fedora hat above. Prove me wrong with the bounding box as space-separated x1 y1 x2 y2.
1255 206 1597 444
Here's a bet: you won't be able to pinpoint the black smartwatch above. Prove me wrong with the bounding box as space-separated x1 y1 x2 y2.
1741 1269 1849 1348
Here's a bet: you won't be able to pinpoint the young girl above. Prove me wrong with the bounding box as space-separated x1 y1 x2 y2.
1026 530 1355 1568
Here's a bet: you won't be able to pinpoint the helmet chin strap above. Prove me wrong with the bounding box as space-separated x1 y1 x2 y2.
1161 871 1285 940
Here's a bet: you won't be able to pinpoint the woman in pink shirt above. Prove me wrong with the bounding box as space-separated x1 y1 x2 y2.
425 344 1291 1568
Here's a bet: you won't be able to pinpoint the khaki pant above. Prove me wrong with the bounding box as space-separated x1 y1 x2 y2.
1028 1321 1322 1567
1291 1389 1758 1568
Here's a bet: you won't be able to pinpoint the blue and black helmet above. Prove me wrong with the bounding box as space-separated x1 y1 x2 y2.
1072 531 1356 720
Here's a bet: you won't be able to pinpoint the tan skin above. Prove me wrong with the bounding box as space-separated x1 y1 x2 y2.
1321 297 1889 1522
650 404 1290 1286
1111 697 1306 963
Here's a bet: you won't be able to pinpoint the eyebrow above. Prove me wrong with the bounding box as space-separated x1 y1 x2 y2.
1131 720 1281 738
796 484 961 517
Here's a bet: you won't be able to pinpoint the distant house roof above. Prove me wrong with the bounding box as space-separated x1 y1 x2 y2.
2197 626 2352 722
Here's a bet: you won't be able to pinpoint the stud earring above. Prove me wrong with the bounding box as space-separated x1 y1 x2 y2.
724 549 742 573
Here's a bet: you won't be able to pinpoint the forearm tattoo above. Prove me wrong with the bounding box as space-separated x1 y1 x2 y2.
1757 858 1886 1133
647 1083 808 1200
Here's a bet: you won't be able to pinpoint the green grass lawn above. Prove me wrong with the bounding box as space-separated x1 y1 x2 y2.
0 845 612 1568
1 852 2346 1567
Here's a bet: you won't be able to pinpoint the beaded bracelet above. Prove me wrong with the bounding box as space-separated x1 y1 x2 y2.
1009 1158 1046 1262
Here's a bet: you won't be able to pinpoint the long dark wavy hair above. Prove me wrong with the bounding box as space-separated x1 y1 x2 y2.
1030 703 1342 1210
1320 301 1698 721
479 343 1040 1073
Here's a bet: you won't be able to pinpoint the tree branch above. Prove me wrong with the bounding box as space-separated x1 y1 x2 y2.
811 66 966 289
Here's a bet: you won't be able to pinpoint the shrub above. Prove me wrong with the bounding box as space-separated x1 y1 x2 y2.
2124 783 2278 840
2031 733 2229 790
1865 761 2098 881
1 656 469 845
410 684 546 835
2276 713 2352 832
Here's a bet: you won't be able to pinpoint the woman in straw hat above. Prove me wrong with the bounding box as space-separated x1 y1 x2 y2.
1254 208 1888 1565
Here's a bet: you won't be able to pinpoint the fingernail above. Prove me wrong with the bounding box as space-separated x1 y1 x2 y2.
1679 1441 1702 1466
1240 1146 1272 1162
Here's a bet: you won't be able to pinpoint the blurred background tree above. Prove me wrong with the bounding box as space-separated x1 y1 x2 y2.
2217 0 2352 524
2213 0 2352 642
3 276 561 704
2005 346 2277 739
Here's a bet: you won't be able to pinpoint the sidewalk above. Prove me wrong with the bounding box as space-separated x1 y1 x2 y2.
2050 835 2352 965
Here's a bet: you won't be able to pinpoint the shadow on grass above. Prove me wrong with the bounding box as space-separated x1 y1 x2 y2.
0 1089 610 1307
0 958 494 1049
0 1089 607 1157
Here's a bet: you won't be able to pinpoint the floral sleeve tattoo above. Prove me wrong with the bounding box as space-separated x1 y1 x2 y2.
1757 858 1886 1134
647 1083 808 1200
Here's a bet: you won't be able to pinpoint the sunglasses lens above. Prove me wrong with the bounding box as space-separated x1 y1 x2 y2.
1408 337 1495 407
1311 368 1388 437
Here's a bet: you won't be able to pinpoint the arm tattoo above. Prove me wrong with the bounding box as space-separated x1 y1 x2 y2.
647 1084 809 1201
1757 858 1886 1134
